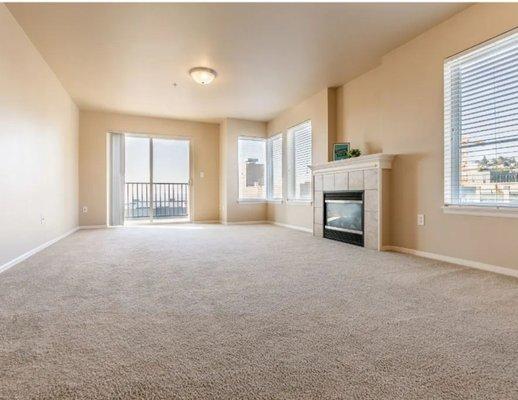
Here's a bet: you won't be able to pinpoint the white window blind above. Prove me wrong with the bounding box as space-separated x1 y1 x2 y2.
287 120 312 201
238 137 266 200
267 134 283 200
444 31 518 208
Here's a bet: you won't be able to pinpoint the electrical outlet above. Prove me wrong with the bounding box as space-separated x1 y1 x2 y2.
200 171 205 178
82 206 88 213
417 214 425 226
40 215 46 225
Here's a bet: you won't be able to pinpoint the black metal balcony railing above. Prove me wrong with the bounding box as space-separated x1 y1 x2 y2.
125 182 188 219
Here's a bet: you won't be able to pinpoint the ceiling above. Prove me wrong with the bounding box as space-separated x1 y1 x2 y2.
8 3 468 122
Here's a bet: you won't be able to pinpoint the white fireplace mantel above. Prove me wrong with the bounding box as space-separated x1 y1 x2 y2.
310 153 395 251
309 153 395 174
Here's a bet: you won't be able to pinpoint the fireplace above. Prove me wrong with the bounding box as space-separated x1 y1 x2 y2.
311 154 394 250
323 191 364 246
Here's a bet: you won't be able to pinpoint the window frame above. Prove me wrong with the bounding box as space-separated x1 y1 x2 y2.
237 136 267 202
443 29 518 216
287 120 313 203
266 133 283 202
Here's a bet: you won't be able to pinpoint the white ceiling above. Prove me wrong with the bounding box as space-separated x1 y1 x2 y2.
8 3 468 122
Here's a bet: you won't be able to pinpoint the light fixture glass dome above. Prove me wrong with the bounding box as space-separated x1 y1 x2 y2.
189 67 217 85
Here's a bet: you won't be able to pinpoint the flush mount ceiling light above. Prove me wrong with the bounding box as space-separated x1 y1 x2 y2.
189 67 217 85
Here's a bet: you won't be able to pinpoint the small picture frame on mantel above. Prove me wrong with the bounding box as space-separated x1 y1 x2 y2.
333 142 350 161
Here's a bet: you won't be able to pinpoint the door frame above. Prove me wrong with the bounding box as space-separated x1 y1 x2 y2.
108 131 193 225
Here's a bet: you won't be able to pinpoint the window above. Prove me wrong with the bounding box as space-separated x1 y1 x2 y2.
444 31 518 208
238 137 266 201
287 120 312 201
266 134 283 200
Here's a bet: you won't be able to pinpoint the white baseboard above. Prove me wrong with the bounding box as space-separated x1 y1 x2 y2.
79 225 107 229
383 245 518 279
0 227 80 275
219 220 312 233
270 221 313 233
221 220 268 225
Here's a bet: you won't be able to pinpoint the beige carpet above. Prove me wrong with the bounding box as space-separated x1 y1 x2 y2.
0 224 516 399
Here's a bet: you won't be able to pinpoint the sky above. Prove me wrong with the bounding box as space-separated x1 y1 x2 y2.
125 136 189 183
238 138 265 165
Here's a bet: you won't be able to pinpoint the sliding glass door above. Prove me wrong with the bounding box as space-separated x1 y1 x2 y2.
124 136 151 220
122 135 190 224
152 138 190 220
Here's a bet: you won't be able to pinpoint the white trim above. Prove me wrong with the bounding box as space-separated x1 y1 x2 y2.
237 135 266 142
383 245 518 279
286 199 312 206
222 220 268 225
310 153 395 174
442 205 518 219
0 227 79 275
237 199 267 204
79 225 108 229
266 199 283 204
270 221 312 233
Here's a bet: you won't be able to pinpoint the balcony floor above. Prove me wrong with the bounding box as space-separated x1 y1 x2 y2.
124 216 190 226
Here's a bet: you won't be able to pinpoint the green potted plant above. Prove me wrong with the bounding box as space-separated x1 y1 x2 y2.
347 148 361 158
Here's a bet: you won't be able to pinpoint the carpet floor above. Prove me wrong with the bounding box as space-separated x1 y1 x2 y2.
0 224 516 399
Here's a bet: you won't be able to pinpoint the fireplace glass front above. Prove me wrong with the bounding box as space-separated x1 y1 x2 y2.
323 191 364 246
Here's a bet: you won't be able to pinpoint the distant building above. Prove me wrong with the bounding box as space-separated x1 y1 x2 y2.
461 160 518 204
245 158 264 187
299 181 311 198
239 158 265 199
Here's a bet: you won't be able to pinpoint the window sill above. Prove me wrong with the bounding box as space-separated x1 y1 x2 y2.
266 199 283 204
237 199 267 204
442 205 518 219
286 199 313 206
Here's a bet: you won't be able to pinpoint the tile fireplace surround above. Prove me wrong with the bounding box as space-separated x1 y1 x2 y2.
310 154 395 250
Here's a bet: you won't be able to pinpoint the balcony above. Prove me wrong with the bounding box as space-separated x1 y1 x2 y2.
125 182 188 219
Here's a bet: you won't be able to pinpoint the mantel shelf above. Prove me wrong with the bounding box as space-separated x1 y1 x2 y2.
309 153 395 173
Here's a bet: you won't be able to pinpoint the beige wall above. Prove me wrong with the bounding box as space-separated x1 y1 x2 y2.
219 118 267 223
266 88 335 229
79 110 219 226
337 3 518 270
0 4 79 266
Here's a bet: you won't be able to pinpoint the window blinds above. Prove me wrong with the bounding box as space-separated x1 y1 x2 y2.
238 137 266 200
267 134 283 200
444 30 518 207
287 120 312 200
